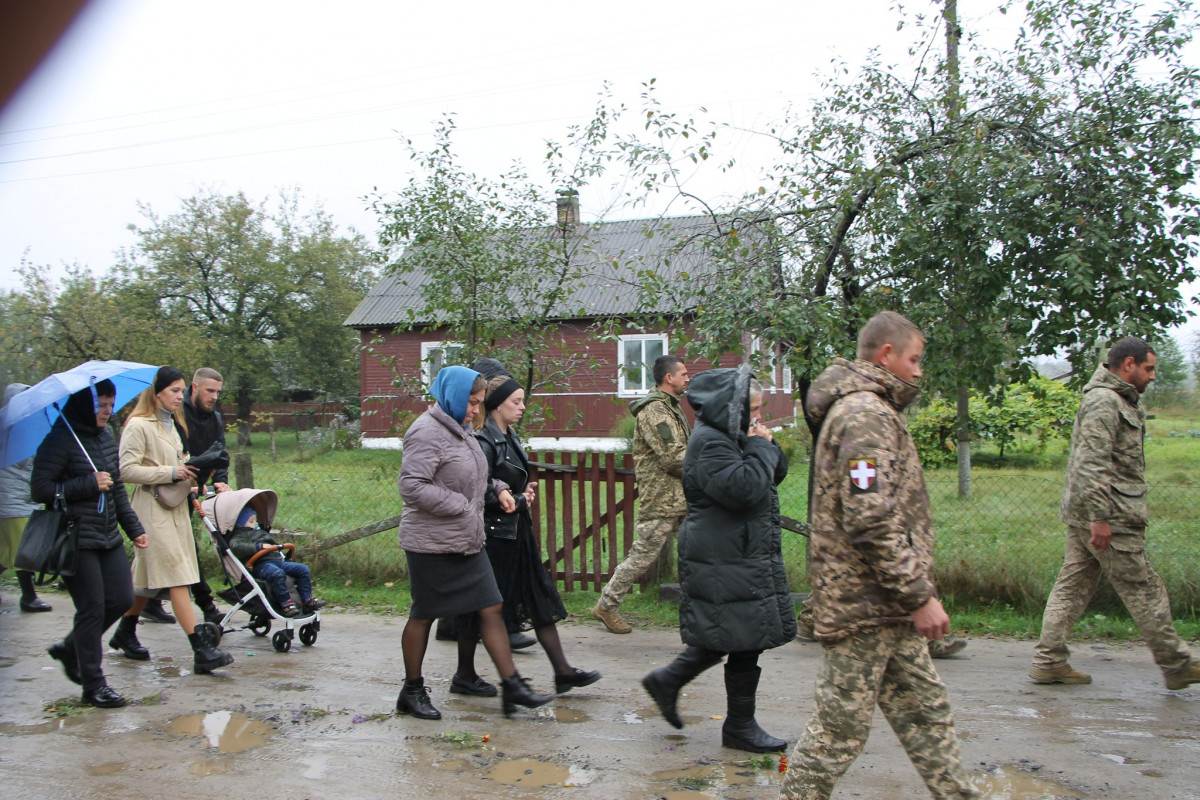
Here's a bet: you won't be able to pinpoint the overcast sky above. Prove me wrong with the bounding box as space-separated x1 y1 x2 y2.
1 0 1196 348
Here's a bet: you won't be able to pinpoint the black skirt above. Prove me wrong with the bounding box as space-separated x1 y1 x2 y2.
454 513 566 638
406 550 502 620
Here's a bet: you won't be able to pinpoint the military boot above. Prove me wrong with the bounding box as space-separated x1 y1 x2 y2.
1165 659 1200 691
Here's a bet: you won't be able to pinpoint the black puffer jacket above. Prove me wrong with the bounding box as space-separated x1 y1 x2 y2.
677 365 795 653
30 391 144 550
475 418 530 541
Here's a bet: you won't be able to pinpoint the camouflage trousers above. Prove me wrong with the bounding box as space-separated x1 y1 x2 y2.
597 515 683 611
1034 526 1189 673
780 625 975 800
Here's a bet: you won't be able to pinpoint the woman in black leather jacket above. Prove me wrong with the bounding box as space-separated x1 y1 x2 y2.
31 381 146 708
449 373 600 698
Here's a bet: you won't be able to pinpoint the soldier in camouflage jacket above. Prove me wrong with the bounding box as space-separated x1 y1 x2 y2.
782 312 974 800
593 356 691 633
1032 338 1199 690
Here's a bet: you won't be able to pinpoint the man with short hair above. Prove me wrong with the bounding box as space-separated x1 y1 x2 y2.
592 355 691 634
781 311 974 800
1031 337 1200 690
182 367 230 625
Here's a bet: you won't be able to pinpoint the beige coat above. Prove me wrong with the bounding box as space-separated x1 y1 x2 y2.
119 414 199 590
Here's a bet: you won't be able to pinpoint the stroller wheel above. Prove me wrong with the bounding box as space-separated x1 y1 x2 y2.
249 617 271 637
272 631 292 653
199 621 223 646
299 624 318 647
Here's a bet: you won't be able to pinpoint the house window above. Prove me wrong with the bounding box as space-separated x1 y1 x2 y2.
420 340 463 388
618 334 667 396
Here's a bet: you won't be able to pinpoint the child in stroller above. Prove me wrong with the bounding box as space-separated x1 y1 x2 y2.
229 507 325 617
198 488 323 652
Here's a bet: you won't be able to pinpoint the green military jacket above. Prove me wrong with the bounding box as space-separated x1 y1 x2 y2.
630 387 691 518
804 358 936 643
1060 365 1148 532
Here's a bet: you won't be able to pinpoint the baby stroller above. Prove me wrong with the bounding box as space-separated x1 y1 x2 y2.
194 488 321 653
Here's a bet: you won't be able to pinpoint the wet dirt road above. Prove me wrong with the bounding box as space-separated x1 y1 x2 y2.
1 603 1198 799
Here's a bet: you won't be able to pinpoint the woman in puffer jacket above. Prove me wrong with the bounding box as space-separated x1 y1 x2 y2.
30 380 146 708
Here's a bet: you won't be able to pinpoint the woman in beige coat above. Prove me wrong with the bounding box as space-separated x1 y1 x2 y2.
108 366 233 675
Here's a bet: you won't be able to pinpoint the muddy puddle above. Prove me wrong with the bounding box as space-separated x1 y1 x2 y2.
0 714 91 736
485 757 596 788
165 710 273 753
651 763 777 794
969 765 1085 799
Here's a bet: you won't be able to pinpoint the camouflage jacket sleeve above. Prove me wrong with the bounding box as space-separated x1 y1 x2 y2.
635 398 688 477
1071 391 1120 522
832 400 934 612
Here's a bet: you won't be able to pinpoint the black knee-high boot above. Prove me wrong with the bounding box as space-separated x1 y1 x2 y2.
641 646 723 729
721 666 787 752
18 570 51 612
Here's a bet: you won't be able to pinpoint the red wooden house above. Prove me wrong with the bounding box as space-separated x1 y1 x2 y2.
344 204 796 449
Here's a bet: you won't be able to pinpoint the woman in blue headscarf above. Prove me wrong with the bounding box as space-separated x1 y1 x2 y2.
395 365 552 720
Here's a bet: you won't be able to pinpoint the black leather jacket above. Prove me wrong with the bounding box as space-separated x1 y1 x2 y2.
474 418 530 541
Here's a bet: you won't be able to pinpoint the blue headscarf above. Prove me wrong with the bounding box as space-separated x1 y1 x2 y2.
429 365 480 428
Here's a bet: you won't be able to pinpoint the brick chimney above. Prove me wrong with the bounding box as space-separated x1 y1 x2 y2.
556 189 580 229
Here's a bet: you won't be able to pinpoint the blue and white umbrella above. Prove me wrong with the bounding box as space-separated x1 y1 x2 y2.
0 360 160 468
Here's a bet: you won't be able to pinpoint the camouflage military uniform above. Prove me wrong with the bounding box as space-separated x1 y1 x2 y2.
598 388 690 612
1034 366 1192 676
781 358 974 800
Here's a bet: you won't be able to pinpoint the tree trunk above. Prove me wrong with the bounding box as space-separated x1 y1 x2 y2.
236 386 253 447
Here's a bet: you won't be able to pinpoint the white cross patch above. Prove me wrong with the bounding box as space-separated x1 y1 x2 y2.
849 458 877 491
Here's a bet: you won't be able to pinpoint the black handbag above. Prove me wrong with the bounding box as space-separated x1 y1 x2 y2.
15 488 79 585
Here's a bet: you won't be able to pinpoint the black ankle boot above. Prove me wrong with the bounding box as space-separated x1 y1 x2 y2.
109 615 151 660
17 571 51 612
82 684 127 708
47 640 82 685
188 627 233 674
140 598 175 624
500 671 553 716
641 646 723 728
396 678 442 719
720 666 786 753
199 600 224 625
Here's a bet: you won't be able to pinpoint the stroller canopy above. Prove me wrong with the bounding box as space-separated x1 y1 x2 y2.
201 488 279 535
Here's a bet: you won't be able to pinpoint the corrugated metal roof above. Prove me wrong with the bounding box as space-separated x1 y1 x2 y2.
344 215 726 328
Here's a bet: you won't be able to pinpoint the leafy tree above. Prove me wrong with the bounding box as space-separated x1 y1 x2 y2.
368 113 621 430
1190 330 1200 385
616 0 1199 495
1145 333 1188 404
118 190 375 442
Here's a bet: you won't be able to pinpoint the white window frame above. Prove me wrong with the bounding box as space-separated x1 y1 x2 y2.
617 334 668 397
420 340 464 388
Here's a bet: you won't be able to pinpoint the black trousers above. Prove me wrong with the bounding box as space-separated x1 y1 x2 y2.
62 544 134 690
190 537 214 605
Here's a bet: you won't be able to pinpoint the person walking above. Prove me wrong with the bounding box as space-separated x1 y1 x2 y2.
109 366 233 675
31 381 146 707
181 366 229 625
780 311 974 800
0 383 53 612
642 365 794 753
592 355 690 634
1030 336 1200 690
395 365 553 720
448 371 601 698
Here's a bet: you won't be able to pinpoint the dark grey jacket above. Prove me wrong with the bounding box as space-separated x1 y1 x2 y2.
677 365 795 653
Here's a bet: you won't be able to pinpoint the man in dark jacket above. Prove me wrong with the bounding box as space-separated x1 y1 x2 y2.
781 312 974 800
176 367 229 625
1031 337 1200 690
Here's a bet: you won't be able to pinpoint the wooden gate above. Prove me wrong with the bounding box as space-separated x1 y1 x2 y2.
527 451 639 591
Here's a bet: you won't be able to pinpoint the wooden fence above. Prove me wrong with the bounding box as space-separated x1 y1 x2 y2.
527 451 645 592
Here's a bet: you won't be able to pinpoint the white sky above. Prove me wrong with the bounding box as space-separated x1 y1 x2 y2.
1 0 1196 350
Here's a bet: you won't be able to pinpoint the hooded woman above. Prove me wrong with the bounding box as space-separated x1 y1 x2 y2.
395 365 552 720
30 380 146 707
641 364 795 752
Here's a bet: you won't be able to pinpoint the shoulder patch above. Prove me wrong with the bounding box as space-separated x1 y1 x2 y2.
656 421 675 443
848 458 878 492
